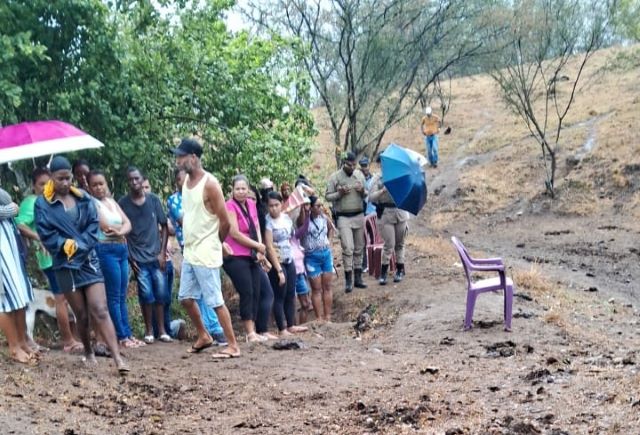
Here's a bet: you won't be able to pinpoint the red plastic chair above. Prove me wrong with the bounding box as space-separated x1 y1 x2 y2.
451 236 513 331
365 214 395 279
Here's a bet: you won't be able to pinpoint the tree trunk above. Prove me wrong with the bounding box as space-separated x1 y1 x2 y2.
545 150 557 198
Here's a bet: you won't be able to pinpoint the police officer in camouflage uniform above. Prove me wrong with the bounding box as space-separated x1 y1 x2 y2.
325 152 368 293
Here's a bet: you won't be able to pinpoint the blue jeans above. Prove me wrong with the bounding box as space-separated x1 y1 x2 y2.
153 260 175 337
137 260 168 305
96 243 132 340
425 134 439 166
198 298 223 335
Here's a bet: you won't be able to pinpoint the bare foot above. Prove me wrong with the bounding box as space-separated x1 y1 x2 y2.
20 343 38 359
260 332 279 340
9 347 36 365
246 333 267 343
288 325 308 333
279 329 294 337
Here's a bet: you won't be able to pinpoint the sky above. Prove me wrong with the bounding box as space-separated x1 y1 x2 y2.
224 0 249 33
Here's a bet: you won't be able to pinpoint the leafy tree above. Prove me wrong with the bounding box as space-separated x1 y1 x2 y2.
0 0 315 198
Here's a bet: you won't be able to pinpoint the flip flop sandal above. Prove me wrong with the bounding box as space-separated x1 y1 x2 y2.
9 354 39 366
119 339 137 349
158 334 173 343
130 338 146 347
64 343 85 354
211 351 240 359
187 341 214 354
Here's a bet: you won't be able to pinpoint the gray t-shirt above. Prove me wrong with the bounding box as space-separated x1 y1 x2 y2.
266 213 294 263
118 193 167 263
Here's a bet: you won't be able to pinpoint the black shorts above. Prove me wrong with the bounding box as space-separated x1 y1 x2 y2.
54 253 104 294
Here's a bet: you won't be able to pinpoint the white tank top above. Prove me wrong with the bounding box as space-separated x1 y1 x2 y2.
182 172 222 268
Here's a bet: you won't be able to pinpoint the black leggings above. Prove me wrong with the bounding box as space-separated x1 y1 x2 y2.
269 261 296 331
255 269 274 333
223 256 261 321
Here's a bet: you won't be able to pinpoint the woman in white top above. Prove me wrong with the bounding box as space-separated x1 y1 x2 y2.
264 191 308 336
88 170 142 349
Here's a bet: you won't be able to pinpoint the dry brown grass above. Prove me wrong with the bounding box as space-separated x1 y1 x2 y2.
309 44 640 230
513 264 554 295
404 234 458 268
511 263 637 346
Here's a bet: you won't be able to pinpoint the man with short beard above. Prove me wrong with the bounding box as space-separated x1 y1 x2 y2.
325 152 368 293
172 138 240 358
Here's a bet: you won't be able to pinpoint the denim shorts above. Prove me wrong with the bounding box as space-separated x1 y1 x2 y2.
178 261 224 309
304 248 334 279
295 273 310 295
54 253 103 294
136 260 168 305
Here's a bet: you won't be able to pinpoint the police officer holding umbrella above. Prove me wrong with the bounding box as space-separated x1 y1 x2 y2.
369 156 409 285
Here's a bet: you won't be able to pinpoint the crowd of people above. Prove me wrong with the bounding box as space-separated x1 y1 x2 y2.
0 137 412 374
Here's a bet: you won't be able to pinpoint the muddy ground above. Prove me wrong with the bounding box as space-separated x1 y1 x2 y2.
2 141 639 435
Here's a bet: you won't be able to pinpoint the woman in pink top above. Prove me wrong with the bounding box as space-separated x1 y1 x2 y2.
223 175 274 342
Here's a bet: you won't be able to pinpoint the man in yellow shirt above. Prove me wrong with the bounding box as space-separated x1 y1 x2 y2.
420 106 441 167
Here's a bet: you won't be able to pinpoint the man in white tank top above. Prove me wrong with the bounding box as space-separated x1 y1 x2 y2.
173 138 240 358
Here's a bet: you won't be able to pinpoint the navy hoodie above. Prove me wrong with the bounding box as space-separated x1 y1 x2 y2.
35 187 99 270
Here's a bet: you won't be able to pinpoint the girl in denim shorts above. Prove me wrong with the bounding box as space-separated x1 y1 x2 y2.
300 196 335 322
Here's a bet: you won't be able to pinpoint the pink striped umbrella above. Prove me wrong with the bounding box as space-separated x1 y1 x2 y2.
0 120 103 164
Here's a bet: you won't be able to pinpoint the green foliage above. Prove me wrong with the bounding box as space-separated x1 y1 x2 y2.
614 0 640 41
0 0 316 198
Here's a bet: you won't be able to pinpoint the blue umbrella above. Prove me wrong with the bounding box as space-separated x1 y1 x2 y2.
380 143 428 215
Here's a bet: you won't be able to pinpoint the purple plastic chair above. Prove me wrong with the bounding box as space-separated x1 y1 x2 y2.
451 237 513 331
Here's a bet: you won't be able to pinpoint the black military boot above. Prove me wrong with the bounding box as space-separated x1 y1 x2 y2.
379 264 389 285
354 269 368 288
394 263 405 283
345 271 353 293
